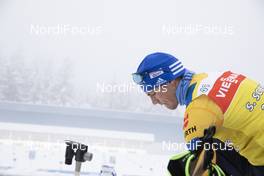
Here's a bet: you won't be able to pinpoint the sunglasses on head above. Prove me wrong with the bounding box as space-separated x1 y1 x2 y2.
132 72 148 84
132 68 172 85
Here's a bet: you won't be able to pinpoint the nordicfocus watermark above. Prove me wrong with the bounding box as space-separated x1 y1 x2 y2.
30 24 102 36
162 24 234 36
96 82 168 93
162 140 235 152
66 141 87 151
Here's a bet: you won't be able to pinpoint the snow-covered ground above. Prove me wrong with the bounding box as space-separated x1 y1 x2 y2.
0 103 185 176
0 126 169 176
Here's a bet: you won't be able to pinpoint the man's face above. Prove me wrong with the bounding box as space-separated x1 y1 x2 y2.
147 79 180 110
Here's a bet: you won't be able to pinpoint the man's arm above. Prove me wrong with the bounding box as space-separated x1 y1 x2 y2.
184 95 224 175
184 95 223 143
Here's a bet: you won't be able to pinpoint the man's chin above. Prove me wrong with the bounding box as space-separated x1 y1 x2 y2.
165 104 178 110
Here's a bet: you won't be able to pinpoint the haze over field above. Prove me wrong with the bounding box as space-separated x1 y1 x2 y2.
0 0 263 114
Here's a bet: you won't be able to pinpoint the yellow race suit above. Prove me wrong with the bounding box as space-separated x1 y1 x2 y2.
184 71 264 166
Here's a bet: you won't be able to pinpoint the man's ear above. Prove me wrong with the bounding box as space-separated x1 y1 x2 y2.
170 78 181 88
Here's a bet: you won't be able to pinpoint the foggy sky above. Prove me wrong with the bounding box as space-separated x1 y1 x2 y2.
0 0 263 90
